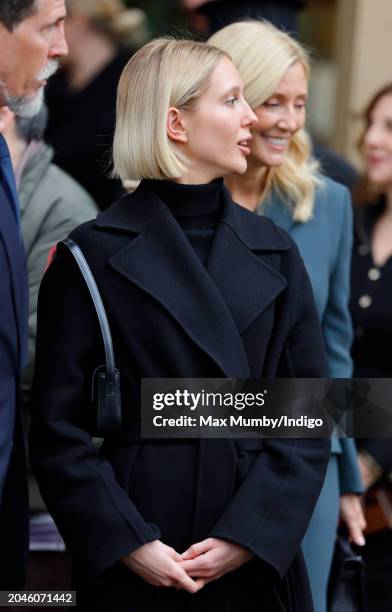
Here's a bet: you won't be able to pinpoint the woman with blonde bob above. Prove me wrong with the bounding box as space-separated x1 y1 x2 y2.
209 20 365 612
31 37 330 611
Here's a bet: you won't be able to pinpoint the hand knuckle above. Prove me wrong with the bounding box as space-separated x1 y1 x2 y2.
170 568 182 582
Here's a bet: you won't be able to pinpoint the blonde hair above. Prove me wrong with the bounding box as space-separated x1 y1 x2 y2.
209 21 322 222
113 37 228 182
67 0 149 48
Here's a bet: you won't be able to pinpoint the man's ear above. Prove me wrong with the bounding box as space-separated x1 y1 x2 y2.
167 107 188 144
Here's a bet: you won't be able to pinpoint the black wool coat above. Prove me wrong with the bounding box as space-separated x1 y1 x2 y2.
30 181 330 611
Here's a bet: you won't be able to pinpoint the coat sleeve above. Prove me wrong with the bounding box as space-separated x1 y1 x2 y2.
338 438 363 493
321 186 363 492
209 255 331 582
322 187 353 378
29 244 161 582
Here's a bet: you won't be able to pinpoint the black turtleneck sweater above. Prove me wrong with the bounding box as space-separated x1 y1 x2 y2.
145 178 223 266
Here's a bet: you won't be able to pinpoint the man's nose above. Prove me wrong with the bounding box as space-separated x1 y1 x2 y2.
49 23 68 59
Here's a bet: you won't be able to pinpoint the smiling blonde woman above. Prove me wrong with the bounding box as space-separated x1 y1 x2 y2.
209 20 365 612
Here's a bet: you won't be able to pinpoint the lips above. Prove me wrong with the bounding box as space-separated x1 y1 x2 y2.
367 155 388 165
237 135 252 156
263 135 289 150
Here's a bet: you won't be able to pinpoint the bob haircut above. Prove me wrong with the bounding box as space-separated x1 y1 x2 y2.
354 82 392 205
209 21 322 222
113 38 228 182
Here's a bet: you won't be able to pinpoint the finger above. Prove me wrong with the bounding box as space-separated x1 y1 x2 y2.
190 578 205 593
176 569 205 594
166 546 183 562
181 553 214 576
184 569 211 579
348 523 366 546
182 539 214 559
356 506 367 532
180 559 203 572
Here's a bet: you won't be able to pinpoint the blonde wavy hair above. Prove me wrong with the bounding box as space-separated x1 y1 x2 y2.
66 0 149 48
113 38 228 181
209 21 322 222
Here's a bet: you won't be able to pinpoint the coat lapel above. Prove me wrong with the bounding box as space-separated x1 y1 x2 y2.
207 188 289 335
95 181 290 378
98 183 250 377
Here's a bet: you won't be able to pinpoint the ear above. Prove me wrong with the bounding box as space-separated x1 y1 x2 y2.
167 107 188 144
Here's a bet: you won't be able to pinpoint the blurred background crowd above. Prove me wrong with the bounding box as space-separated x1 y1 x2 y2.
3 1 391 611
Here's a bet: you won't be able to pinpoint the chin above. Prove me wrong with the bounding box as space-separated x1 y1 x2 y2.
252 151 285 168
368 171 392 187
232 159 248 175
264 153 286 167
5 86 44 118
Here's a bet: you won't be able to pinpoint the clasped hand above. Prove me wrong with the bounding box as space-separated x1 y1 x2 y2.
121 537 253 594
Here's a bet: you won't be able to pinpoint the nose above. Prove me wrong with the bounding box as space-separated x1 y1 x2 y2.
48 22 69 59
277 106 299 133
242 99 257 127
363 124 381 149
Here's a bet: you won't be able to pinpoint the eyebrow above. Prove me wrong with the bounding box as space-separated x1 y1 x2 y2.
220 85 241 98
47 9 67 27
269 92 308 99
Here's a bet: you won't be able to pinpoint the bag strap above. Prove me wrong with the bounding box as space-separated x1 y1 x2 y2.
62 238 116 384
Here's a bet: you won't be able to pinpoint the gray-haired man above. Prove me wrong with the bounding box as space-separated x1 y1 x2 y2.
0 0 67 589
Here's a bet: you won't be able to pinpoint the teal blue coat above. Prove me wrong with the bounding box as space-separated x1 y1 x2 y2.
260 175 362 612
261 176 362 492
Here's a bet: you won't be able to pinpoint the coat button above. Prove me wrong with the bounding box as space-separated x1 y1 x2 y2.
358 295 372 308
368 267 381 281
354 326 364 338
358 244 369 256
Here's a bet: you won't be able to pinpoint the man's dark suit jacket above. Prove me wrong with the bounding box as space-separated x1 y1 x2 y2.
0 134 29 589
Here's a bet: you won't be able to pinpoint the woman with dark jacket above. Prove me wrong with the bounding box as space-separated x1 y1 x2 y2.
45 0 149 210
350 83 392 612
30 38 330 611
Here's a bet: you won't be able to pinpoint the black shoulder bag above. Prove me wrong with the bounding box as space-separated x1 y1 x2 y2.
62 238 122 436
327 534 366 612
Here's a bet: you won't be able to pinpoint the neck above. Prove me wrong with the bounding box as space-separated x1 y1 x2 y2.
66 33 116 91
5 132 28 173
175 166 219 185
225 161 268 212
